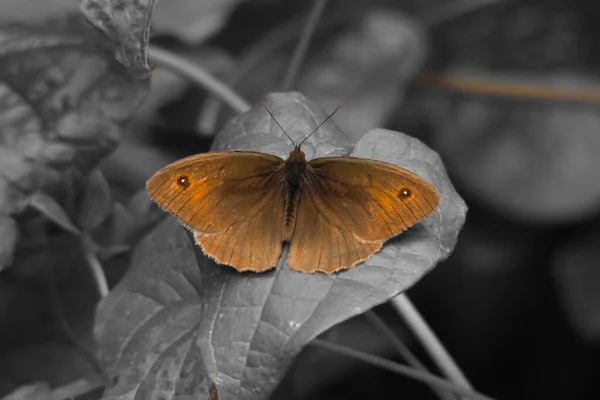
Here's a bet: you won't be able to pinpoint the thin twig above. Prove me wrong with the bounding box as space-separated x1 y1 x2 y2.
311 338 495 400
364 310 425 369
281 0 329 91
391 294 473 394
148 46 251 114
365 311 457 400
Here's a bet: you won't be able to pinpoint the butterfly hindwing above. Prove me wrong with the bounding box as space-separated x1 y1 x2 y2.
146 151 287 271
286 156 439 273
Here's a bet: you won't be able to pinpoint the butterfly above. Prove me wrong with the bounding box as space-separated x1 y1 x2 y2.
146 103 439 274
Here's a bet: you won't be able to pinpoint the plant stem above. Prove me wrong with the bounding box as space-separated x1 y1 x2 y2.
391 294 473 396
50 374 104 400
148 46 251 114
82 236 110 298
365 311 456 400
311 338 495 400
281 0 329 91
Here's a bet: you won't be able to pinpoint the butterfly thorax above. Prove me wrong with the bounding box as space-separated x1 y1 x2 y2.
283 147 309 188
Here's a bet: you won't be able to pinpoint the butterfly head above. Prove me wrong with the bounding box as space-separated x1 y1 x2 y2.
289 145 305 160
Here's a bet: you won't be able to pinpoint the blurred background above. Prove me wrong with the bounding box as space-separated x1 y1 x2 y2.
1 0 600 399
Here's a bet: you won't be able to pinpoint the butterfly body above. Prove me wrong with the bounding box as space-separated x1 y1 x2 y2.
147 144 439 274
280 147 308 240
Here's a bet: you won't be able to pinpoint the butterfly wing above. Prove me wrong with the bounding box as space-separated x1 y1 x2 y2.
146 151 286 272
287 156 440 273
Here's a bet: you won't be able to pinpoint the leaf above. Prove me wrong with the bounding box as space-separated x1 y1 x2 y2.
1 382 51 400
28 192 81 236
0 19 149 212
0 176 29 215
298 9 427 141
151 0 244 43
77 169 112 231
79 0 159 79
124 187 164 237
107 202 135 246
553 226 600 343
0 0 78 24
95 92 467 400
126 188 156 223
416 66 600 223
0 343 97 397
0 215 17 271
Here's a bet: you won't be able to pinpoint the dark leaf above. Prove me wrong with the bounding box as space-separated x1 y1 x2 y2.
1 382 51 400
107 202 135 246
0 215 17 270
553 226 600 343
28 192 81 236
97 244 130 261
77 169 112 231
125 187 164 236
126 188 156 222
95 92 467 400
79 0 159 79
0 343 97 398
0 175 29 215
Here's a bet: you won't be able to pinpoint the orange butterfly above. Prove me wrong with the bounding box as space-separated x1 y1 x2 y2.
146 104 439 274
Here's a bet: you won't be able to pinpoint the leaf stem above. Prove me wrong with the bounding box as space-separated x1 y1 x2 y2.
311 338 495 400
81 236 110 298
148 46 251 114
391 294 473 397
365 311 456 400
281 0 329 91
50 374 104 400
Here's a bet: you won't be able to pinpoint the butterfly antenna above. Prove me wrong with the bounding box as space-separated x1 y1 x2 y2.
260 102 296 147
298 106 342 148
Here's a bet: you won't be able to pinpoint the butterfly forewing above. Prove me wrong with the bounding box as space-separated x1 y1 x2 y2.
286 156 440 273
146 151 287 272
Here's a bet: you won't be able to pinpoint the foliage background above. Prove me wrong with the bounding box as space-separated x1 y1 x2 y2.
1 0 600 399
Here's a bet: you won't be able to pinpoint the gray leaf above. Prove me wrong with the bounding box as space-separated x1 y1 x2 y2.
96 92 467 400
